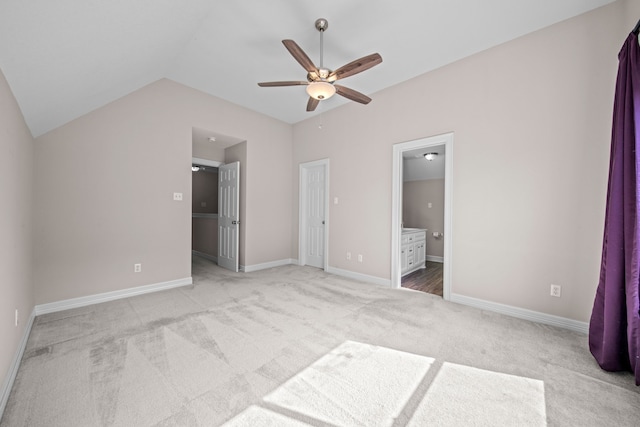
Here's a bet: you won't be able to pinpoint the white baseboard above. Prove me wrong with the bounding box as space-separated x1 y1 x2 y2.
35 277 193 316
192 250 217 263
426 255 444 263
326 266 391 287
242 259 296 273
1 307 36 419
450 293 589 334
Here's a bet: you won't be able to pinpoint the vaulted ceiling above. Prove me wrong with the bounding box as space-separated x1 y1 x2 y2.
0 0 615 137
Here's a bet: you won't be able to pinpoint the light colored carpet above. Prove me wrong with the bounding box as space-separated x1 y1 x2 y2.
1 256 639 426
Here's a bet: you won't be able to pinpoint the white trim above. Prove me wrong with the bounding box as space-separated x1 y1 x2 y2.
426 255 444 263
192 157 223 168
242 258 296 273
1 307 36 419
450 293 589 334
392 133 454 300
192 250 217 263
35 277 193 315
299 159 330 271
326 266 391 287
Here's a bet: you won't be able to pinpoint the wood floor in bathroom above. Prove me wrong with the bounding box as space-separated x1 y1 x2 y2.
401 261 443 296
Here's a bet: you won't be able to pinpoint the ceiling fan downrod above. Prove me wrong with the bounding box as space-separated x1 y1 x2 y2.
315 18 328 72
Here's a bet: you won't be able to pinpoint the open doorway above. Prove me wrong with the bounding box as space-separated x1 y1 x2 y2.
401 144 445 296
191 127 245 272
391 133 453 300
191 160 221 263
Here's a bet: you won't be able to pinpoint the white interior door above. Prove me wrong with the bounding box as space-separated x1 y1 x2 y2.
300 161 327 269
306 165 325 268
218 161 240 272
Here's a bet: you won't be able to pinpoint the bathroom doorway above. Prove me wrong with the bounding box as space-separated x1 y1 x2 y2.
401 144 445 296
391 133 453 300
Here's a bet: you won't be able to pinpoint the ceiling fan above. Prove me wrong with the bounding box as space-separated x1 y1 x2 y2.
258 18 382 112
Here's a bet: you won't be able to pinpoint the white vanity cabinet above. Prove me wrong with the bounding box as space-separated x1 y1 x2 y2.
401 229 427 276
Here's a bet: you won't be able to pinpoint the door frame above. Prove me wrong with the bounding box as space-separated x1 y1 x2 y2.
391 133 453 300
299 159 330 270
192 157 223 168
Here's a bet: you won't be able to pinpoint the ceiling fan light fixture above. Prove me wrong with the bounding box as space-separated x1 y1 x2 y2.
306 81 336 100
257 18 382 111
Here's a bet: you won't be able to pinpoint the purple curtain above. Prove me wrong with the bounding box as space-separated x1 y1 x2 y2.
589 31 640 385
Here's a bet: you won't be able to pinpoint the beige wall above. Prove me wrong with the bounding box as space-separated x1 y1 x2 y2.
192 140 225 162
292 0 635 322
34 80 292 304
192 218 218 258
403 179 445 258
0 68 34 395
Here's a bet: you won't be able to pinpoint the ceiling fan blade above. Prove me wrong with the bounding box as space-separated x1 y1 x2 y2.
307 96 320 111
306 97 320 112
335 85 372 104
258 81 308 87
282 39 317 74
328 53 382 81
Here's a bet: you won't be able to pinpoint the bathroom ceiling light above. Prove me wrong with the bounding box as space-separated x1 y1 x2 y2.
192 166 200 172
424 153 438 161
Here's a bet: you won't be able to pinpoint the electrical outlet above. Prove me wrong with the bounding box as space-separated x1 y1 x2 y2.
550 284 561 297
15 309 18 327
134 263 142 273
346 251 351 260
358 254 363 263
173 192 183 201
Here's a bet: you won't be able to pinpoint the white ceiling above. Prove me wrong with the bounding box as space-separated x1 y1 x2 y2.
403 145 446 181
0 0 615 137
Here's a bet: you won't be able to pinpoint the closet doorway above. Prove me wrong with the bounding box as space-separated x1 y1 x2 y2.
391 133 453 300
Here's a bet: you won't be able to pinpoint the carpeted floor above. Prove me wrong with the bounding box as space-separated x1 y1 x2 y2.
1 256 639 426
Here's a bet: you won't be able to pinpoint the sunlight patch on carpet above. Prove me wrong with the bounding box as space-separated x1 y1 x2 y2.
407 362 546 426
223 405 311 426
262 340 434 426
222 342 547 426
